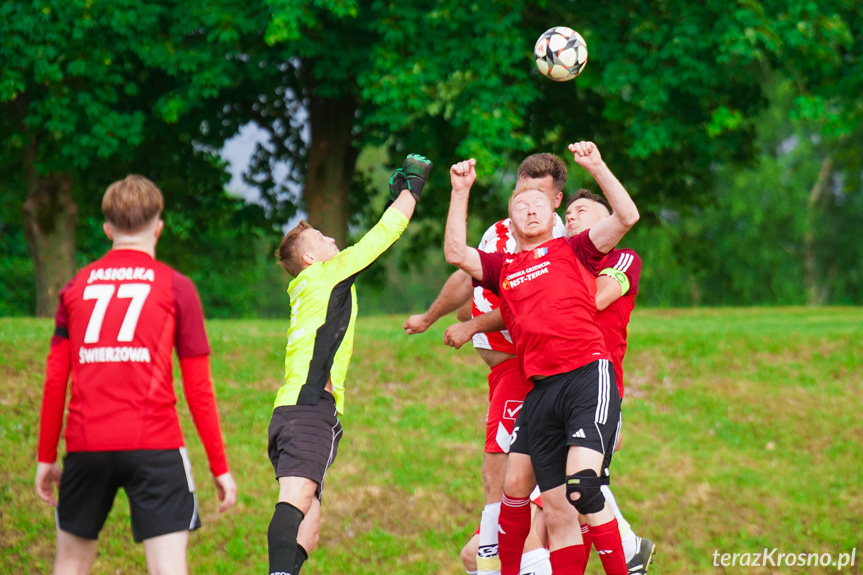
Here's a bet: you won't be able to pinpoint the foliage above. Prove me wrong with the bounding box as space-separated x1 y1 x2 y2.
2 0 863 314
0 192 35 316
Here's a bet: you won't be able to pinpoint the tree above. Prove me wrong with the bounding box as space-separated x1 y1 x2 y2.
5 0 862 315
224 0 860 246
0 0 260 315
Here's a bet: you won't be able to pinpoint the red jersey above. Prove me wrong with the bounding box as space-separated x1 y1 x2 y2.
596 248 641 397
37 249 228 475
471 215 565 353
476 232 610 380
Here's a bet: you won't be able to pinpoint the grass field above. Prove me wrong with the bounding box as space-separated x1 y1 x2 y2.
1 308 862 574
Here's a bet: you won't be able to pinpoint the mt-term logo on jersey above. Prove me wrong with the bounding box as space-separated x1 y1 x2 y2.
502 261 550 290
87 267 155 284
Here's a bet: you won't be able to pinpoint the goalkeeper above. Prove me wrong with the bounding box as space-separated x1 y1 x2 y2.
266 154 432 575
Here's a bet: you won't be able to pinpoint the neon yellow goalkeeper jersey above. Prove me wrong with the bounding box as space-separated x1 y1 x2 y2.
274 207 409 414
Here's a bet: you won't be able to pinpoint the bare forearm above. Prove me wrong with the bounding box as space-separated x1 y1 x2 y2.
444 191 470 267
426 270 473 322
590 163 639 227
445 159 482 278
469 308 506 335
390 189 417 219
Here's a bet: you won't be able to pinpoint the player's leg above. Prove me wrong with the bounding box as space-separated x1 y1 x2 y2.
564 360 627 575
462 532 480 573
124 449 202 575
482 451 508 503
269 474 317 574
476 452 507 574
498 452 537 575
477 357 531 575
600 484 655 574
294 496 321 574
539 483 583 572
518 374 593 574
142 531 190 575
467 490 552 575
606 424 656 573
267 397 342 575
54 530 98 575
54 452 122 575
518 503 551 575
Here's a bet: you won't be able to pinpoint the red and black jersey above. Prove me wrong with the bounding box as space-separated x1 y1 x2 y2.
476 232 610 380
38 249 228 475
596 248 642 397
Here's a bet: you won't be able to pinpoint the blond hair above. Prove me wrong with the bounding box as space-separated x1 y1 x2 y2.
276 220 312 277
102 175 164 232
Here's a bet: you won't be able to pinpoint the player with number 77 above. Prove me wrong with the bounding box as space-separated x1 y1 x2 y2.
35 175 237 575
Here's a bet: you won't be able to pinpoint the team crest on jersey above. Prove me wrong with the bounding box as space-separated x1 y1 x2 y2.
502 278 511 290
533 247 548 259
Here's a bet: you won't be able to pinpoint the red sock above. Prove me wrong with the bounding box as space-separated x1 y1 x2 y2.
579 523 592 575
550 544 586 575
498 493 531 575
588 518 627 575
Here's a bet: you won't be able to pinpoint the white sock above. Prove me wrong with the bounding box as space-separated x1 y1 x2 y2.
466 572 478 575
601 485 638 561
520 547 551 575
477 502 501 575
621 530 639 563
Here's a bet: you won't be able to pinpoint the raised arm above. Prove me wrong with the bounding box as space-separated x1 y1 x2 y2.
569 141 639 253
325 155 432 281
403 269 473 335
444 159 483 280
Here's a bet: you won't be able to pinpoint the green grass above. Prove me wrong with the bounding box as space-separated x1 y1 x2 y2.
1 308 862 574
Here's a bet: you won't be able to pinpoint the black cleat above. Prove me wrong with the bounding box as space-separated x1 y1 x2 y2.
627 537 656 574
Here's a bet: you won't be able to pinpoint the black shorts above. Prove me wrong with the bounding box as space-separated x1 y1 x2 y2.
510 359 621 492
57 448 201 542
268 391 343 499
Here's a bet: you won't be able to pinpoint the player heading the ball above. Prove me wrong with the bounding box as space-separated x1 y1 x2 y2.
445 142 640 575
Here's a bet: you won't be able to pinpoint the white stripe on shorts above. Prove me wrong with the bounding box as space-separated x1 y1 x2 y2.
595 359 610 425
319 409 342 498
179 447 199 530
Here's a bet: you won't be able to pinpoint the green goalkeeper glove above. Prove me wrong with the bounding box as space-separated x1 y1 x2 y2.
384 168 407 211
388 168 407 202
402 154 433 202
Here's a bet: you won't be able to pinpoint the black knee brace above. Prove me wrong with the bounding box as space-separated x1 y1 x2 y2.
566 469 606 515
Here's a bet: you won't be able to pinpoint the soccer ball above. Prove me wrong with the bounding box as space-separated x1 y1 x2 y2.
534 27 588 82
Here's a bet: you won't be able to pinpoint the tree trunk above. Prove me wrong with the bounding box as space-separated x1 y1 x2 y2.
303 92 359 248
22 174 77 317
803 156 832 306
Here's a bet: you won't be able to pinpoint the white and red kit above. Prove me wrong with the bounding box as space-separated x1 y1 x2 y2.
38 249 228 476
596 248 642 398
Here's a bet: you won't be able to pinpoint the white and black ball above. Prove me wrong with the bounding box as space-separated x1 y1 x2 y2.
534 27 588 82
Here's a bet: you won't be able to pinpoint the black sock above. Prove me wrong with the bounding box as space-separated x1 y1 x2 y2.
294 544 308 574
268 502 304 575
